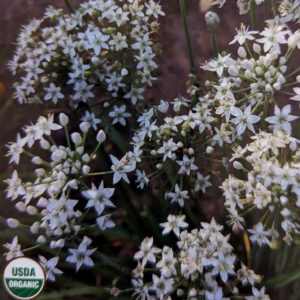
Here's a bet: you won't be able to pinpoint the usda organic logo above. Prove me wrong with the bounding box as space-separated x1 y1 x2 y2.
3 257 45 300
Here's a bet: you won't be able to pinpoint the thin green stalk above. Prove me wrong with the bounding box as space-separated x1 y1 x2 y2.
264 0 270 19
64 125 71 149
286 66 300 78
179 0 195 74
84 170 113 177
211 31 218 57
250 0 258 30
64 0 74 13
271 0 277 17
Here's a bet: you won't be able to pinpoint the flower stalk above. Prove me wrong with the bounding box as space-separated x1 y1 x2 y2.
179 0 195 74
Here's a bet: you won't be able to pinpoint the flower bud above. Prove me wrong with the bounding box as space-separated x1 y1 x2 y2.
7 218 20 228
79 122 90 133
82 165 91 174
32 156 43 165
37 235 46 244
71 132 82 145
15 202 26 212
96 130 106 144
40 139 50 150
30 222 40 234
158 100 169 113
59 113 69 126
27 205 38 215
238 46 247 58
233 161 243 170
206 146 214 154
205 11 220 32
121 68 128 76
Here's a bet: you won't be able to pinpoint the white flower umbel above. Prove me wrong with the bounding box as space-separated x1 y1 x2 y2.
132 216 268 299
4 113 116 272
10 0 164 118
222 131 300 245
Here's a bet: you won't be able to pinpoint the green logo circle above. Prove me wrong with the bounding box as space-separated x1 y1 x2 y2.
3 257 45 300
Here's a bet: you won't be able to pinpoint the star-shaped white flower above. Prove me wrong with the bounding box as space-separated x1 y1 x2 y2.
265 105 298 135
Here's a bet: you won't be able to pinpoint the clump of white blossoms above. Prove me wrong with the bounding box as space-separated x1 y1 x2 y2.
122 17 300 209
202 22 300 126
132 215 269 299
9 0 164 116
278 0 300 23
222 131 300 245
4 113 123 277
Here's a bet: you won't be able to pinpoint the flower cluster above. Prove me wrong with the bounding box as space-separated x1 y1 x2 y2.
122 19 300 210
278 0 300 23
10 0 164 117
4 113 118 276
222 131 300 245
132 215 269 299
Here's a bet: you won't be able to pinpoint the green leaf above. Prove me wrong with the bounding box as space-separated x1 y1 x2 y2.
38 286 108 300
266 269 300 288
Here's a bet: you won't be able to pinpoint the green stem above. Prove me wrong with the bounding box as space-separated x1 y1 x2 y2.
23 244 43 253
64 0 74 13
250 0 258 30
84 171 114 177
179 0 195 74
211 30 218 57
264 0 270 19
64 125 71 149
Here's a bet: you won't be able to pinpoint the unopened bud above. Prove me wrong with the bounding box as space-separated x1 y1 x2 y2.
205 11 220 32
71 132 82 145
233 161 243 170
7 218 20 228
96 130 106 144
59 113 69 126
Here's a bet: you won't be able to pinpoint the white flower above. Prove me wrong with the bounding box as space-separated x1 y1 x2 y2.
230 105 260 135
39 256 63 281
265 105 298 135
109 105 131 126
176 155 198 175
135 170 149 189
160 215 188 237
230 23 258 45
86 29 109 55
248 223 271 246
151 274 174 299
81 111 101 130
44 83 64 104
66 236 96 271
6 134 26 164
165 184 189 207
4 236 24 261
157 138 178 161
257 25 288 54
246 286 270 300
156 247 177 278
96 214 115 230
134 237 161 266
291 87 300 101
110 154 135 184
82 181 115 215
195 172 212 193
